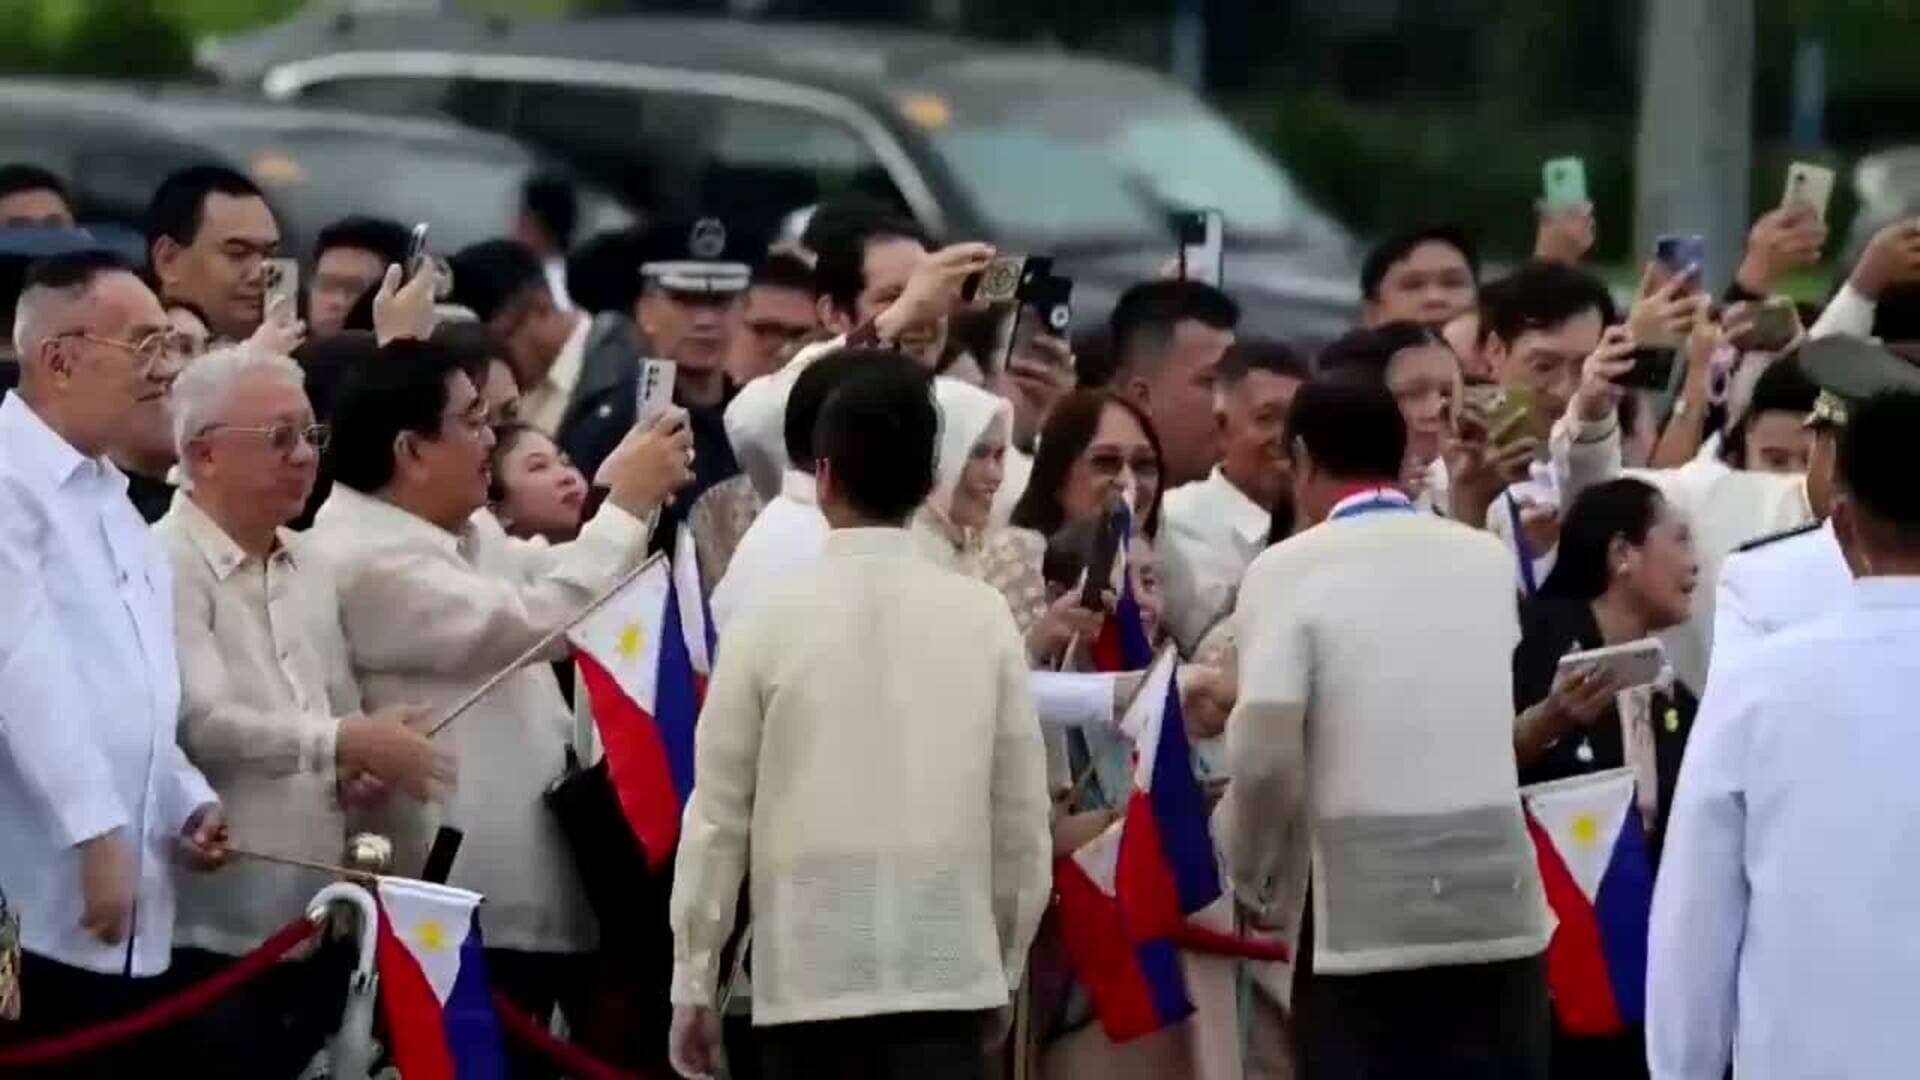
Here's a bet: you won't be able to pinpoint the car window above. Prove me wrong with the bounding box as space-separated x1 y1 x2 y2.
702 98 906 229
299 76 455 118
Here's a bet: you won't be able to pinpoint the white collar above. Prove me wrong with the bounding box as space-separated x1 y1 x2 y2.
779 469 818 506
544 313 592 400
1207 467 1271 546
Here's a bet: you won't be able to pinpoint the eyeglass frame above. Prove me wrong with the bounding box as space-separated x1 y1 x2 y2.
54 329 195 372
194 422 332 455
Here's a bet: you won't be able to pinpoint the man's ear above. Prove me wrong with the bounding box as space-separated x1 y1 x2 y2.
1123 375 1153 412
817 295 851 337
149 235 184 291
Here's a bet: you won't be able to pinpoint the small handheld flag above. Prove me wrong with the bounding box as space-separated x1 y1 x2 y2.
374 878 507 1079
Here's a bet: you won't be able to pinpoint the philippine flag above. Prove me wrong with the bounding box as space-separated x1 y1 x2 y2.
568 529 714 869
1115 649 1222 940
1053 820 1194 1042
1088 503 1155 673
375 878 507 1079
1522 767 1655 1036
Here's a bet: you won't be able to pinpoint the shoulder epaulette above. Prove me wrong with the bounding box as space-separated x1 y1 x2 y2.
1733 520 1820 555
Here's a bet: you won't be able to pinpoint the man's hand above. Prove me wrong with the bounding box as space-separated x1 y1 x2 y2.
872 242 996 344
1002 334 1076 420
1051 808 1120 857
1446 402 1538 529
1627 263 1708 348
1848 219 1920 300
338 770 391 811
373 262 439 345
1177 664 1236 740
1735 204 1827 295
78 829 135 944
179 803 231 872
598 410 697 517
1534 201 1596 265
1573 325 1639 424
667 1004 724 1080
339 705 454 802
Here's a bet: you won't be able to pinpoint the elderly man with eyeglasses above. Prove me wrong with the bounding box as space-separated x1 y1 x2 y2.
149 345 454 1076
0 251 224 1077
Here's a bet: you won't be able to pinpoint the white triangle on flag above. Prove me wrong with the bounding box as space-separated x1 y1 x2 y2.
1120 648 1178 786
672 524 711 676
377 877 482 1004
1070 819 1126 897
1522 767 1635 902
569 559 673 713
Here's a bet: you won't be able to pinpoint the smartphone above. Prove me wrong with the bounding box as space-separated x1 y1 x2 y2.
1541 157 1588 210
636 358 677 429
404 222 430 280
420 825 464 884
1653 233 1706 277
1079 497 1127 611
262 257 299 319
961 254 1027 305
1557 638 1667 690
1617 346 1678 391
1471 382 1539 441
1781 162 1836 222
1175 209 1225 287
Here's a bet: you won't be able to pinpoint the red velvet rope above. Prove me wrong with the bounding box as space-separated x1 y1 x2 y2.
1168 922 1292 963
0 915 320 1067
490 990 643 1080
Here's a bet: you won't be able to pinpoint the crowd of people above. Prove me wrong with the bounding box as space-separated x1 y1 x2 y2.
2 145 1920 1080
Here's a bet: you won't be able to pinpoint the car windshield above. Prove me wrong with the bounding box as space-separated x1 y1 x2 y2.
914 65 1309 248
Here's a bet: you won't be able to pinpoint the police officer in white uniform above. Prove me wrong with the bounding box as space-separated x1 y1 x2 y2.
1712 336 1920 663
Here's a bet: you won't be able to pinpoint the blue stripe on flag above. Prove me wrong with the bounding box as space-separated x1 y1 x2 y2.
656 577 702 805
1593 804 1654 1025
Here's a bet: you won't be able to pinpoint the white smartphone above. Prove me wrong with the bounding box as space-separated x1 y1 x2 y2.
1556 637 1667 690
262 257 299 319
1178 209 1225 287
1782 163 1836 222
636 359 677 430
404 222 431 280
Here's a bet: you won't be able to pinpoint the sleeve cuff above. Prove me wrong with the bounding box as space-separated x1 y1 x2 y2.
302 714 341 785
582 500 652 553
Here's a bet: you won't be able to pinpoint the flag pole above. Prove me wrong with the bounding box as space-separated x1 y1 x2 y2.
428 550 668 737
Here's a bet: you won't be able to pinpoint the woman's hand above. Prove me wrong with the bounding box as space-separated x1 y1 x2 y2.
1028 590 1109 665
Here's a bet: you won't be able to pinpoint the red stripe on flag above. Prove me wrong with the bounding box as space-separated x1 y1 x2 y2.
1116 788 1186 941
1525 811 1625 1036
1053 855 1182 1042
375 907 457 1080
576 648 683 870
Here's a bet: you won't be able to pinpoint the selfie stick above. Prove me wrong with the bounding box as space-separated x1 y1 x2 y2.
427 549 667 737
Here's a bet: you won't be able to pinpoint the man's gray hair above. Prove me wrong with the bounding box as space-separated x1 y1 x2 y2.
11 251 130 362
171 345 307 486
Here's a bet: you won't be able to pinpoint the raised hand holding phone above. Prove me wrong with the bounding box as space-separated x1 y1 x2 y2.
596 408 695 516
1573 325 1638 423
1535 157 1595 265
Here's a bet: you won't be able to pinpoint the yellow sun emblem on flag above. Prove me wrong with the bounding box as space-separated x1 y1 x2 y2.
615 622 644 662
1569 812 1599 847
412 918 449 953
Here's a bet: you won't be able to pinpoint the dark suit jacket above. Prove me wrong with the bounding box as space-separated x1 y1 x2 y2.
555 313 645 485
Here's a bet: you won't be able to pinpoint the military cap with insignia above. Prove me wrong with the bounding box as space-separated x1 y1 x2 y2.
635 215 765 295
1796 334 1920 429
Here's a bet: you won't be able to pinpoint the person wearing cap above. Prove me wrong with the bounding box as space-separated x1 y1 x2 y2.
448 238 644 483
1551 334 1904 691
631 215 753 544
1711 337 1920 665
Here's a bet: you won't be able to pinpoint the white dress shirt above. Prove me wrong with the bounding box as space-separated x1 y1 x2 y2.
709 469 828 634
543 254 573 313
309 487 651 953
156 493 363 956
670 527 1052 1024
522 312 592 439
1161 467 1270 653
1648 577 1920 1080
1711 520 1849 667
0 395 215 975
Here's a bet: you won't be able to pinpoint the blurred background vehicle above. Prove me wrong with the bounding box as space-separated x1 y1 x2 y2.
200 8 1362 342
0 77 630 263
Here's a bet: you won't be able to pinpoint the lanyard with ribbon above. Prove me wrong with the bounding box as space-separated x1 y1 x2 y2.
1328 486 1416 522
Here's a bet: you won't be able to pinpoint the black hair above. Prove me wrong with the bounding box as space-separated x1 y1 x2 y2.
753 251 815 294
290 330 382 528
1286 380 1406 482
145 165 265 263
800 194 910 257
0 164 70 209
813 212 930 316
22 248 129 293
1217 337 1309 389
1317 322 1451 385
1838 391 1920 543
521 172 579 250
940 308 1002 379
447 239 547 324
564 226 644 316
1360 224 1479 301
486 422 549 504
1870 284 1920 343
1010 389 1165 539
1722 356 1818 468
1539 478 1667 601
325 337 468 493
812 350 937 522
314 215 410 270
784 348 873 470
1480 261 1616 346
1108 280 1239 379
428 320 501 392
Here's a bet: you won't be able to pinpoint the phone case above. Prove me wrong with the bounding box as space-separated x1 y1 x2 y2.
1782 163 1836 220
1542 157 1588 209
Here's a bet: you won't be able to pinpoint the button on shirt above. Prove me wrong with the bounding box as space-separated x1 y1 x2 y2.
1161 467 1271 653
156 493 362 956
0 394 214 975
1648 578 1920 1079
